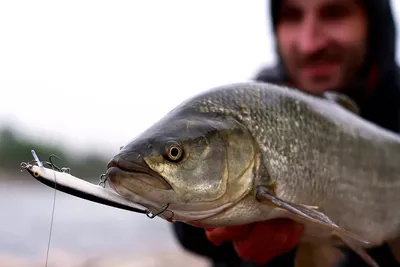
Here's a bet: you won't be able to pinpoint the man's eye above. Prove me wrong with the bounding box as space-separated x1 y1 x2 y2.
280 7 302 23
321 4 351 20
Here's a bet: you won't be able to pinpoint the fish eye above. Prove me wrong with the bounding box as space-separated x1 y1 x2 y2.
165 141 183 162
33 171 40 177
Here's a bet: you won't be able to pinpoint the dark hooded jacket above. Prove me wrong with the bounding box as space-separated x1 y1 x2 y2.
171 1 400 267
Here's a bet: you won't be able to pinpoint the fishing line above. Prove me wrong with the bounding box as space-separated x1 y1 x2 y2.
30 150 59 267
22 150 174 266
44 154 59 267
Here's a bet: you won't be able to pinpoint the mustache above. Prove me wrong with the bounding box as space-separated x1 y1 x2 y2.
293 47 343 68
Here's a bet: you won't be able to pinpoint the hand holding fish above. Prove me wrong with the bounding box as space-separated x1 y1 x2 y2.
205 219 304 264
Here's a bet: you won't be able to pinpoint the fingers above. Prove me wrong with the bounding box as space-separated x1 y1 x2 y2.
205 219 304 264
205 224 254 246
233 219 304 264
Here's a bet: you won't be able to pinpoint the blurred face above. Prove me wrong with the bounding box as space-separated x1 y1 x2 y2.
276 0 368 94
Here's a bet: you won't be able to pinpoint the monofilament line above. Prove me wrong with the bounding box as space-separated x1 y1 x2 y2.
45 160 57 267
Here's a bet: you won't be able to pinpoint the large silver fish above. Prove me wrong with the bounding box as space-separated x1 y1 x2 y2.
106 82 400 267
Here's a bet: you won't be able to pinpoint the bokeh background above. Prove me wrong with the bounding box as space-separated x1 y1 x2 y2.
1 1 400 266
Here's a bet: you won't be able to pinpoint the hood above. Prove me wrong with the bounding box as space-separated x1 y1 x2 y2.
267 0 399 107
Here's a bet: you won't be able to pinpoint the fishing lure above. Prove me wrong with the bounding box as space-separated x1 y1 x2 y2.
20 150 171 266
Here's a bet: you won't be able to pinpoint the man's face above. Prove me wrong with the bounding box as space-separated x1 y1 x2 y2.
276 0 368 94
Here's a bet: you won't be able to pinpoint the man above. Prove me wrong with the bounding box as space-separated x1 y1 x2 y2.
172 0 400 266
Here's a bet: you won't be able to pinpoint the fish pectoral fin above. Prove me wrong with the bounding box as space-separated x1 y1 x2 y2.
333 233 380 267
255 187 370 245
298 204 319 210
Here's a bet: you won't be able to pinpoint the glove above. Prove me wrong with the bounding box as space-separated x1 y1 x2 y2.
205 219 304 264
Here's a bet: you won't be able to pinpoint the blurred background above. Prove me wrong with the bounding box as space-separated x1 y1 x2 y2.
0 1 399 266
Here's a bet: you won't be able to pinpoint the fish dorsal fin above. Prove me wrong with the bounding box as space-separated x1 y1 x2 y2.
322 92 360 114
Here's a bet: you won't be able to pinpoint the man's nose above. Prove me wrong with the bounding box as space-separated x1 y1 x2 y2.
296 16 328 55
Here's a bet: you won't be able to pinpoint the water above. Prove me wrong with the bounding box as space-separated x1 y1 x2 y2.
0 176 208 266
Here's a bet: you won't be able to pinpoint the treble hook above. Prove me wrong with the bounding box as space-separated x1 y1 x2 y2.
20 161 30 172
49 154 60 170
35 154 70 174
98 173 108 188
145 203 172 219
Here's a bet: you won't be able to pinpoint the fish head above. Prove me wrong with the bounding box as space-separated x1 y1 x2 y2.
106 111 257 224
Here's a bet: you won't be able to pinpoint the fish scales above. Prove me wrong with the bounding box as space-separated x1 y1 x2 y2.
184 82 400 244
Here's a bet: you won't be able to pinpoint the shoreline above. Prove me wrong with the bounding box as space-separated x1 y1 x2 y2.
0 248 210 267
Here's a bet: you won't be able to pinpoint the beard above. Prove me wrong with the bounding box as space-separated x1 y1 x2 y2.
280 42 367 93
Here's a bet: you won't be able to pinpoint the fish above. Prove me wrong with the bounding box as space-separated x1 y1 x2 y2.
103 81 400 267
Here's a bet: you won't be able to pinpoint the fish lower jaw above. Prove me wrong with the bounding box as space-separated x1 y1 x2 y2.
110 183 171 215
110 187 232 222
109 181 252 224
168 201 236 224
107 182 220 222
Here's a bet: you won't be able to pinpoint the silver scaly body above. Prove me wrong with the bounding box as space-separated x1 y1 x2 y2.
182 82 400 246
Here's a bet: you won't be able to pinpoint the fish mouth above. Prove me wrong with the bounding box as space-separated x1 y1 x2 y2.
106 153 172 191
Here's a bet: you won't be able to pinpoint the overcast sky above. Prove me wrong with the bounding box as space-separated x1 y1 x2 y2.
1 1 399 158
